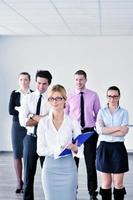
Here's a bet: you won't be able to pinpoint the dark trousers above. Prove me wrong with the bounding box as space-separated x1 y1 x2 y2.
74 128 98 195
23 135 45 200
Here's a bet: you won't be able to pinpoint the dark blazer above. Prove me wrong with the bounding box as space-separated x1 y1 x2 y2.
9 90 33 121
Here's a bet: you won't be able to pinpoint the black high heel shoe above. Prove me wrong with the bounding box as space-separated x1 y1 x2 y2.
15 180 24 193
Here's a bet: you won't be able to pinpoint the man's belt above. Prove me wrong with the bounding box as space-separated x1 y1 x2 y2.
81 127 95 133
27 133 37 138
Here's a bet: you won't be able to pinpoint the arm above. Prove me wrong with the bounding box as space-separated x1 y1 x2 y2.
71 118 83 155
64 119 79 154
65 99 70 115
97 119 128 136
25 118 38 126
96 109 129 137
96 110 120 135
37 118 47 156
93 93 101 121
111 125 129 136
106 110 129 137
102 126 125 135
9 91 19 116
26 114 48 126
19 95 31 127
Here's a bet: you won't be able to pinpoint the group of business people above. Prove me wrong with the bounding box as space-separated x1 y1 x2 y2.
9 69 129 200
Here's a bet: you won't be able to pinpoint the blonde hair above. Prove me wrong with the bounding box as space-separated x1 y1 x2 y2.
48 84 67 100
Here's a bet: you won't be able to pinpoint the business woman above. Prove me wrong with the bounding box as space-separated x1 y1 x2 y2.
9 72 32 193
37 84 82 200
96 86 129 200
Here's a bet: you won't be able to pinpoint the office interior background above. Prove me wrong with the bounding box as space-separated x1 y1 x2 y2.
0 0 133 152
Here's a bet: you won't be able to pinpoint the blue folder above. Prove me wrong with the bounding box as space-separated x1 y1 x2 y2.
59 131 94 157
59 148 72 157
74 131 94 147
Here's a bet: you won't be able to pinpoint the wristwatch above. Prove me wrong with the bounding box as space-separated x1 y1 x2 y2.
29 114 34 119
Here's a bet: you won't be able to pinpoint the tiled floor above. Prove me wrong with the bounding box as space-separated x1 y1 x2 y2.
0 152 132 200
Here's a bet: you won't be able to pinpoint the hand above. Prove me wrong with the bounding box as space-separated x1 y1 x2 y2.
120 126 129 134
15 106 20 112
32 115 42 122
67 143 78 154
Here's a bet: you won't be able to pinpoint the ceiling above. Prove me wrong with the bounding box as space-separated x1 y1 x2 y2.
0 0 133 36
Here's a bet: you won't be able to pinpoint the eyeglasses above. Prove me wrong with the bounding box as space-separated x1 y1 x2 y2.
48 96 64 102
107 95 119 100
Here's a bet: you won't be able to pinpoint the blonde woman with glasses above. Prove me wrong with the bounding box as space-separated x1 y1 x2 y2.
37 84 82 200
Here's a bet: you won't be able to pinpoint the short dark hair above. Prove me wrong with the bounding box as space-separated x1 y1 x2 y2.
75 70 87 79
35 70 52 85
19 72 31 80
107 86 121 96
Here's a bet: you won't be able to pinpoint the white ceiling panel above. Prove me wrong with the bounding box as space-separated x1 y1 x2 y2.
0 0 133 36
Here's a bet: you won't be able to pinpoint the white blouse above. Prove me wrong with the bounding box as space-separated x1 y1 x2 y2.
37 112 82 158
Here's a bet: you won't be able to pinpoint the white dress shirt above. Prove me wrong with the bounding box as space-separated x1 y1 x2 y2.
15 89 31 112
37 111 82 158
19 90 50 134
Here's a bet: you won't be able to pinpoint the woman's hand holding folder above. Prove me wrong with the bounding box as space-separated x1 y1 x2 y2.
67 141 78 154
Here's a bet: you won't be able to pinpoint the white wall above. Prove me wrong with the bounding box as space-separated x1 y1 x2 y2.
0 36 133 151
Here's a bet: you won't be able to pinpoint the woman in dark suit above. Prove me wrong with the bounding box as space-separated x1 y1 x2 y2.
9 72 32 193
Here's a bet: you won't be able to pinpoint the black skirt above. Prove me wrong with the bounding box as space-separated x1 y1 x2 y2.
96 141 129 173
11 121 27 159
